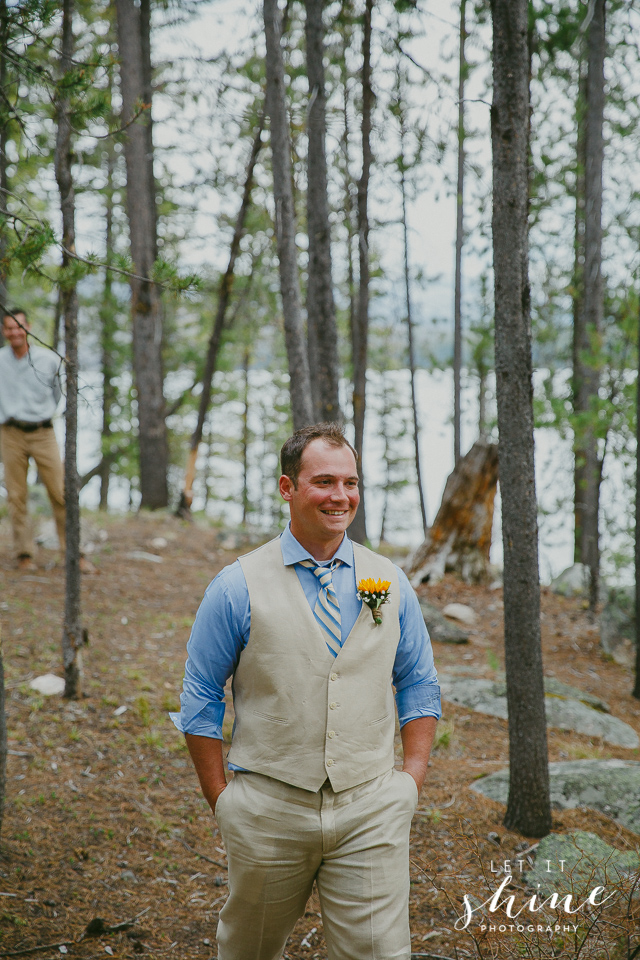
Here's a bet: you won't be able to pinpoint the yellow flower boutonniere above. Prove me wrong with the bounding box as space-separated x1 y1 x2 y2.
357 578 391 625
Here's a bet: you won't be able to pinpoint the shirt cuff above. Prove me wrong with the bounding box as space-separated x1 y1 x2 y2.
169 699 226 739
396 681 442 728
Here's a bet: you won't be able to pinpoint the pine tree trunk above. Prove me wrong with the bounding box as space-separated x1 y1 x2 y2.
350 0 374 544
0 634 6 838
242 343 250 526
0 0 8 344
574 0 605 612
177 110 266 517
55 0 82 699
453 0 466 466
264 0 313 432
115 0 168 509
100 141 117 511
634 287 640 700
572 54 587 563
305 0 341 423
491 0 551 837
400 154 427 536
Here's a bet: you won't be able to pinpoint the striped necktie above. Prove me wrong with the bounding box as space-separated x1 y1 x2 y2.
299 559 342 657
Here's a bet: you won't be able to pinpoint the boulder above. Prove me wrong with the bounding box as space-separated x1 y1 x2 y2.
550 563 590 598
438 674 637 748
419 602 469 644
472 759 640 835
442 603 477 626
600 587 635 667
30 674 65 696
525 830 640 897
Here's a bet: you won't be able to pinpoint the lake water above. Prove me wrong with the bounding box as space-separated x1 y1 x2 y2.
57 366 632 586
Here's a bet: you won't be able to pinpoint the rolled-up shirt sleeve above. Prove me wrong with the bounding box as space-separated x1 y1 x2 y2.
169 561 249 740
393 566 441 727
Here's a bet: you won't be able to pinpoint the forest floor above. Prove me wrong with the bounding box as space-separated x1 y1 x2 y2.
1 511 639 960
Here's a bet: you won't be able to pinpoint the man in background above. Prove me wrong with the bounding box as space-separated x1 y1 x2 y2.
0 309 66 571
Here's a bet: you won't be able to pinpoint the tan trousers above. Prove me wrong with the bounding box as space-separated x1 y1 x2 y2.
214 768 418 960
0 424 65 558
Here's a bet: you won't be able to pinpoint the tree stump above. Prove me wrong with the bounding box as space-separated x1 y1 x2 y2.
405 440 499 585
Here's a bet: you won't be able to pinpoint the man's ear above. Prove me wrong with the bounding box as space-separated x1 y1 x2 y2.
279 474 294 501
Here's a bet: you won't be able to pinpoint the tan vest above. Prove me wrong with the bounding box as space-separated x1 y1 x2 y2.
228 537 401 792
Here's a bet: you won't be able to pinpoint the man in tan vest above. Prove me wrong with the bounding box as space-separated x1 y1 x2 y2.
172 423 441 959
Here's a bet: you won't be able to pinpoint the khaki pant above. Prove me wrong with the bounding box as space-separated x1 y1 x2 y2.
0 424 65 558
214 768 418 960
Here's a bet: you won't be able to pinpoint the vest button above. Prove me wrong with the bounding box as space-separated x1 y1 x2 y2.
330 672 338 681
327 730 335 738
326 759 335 766
329 701 337 709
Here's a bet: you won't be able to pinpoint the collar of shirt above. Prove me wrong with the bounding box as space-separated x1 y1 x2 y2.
279 522 354 569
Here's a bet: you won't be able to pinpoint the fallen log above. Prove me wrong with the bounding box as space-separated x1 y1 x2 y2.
405 439 499 585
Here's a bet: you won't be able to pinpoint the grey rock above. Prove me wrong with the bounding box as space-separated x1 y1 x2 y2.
600 587 635 667
525 831 640 898
442 602 477 625
420 602 469 644
543 677 609 713
126 550 163 564
550 563 590 598
472 760 640 835
120 870 138 884
438 675 636 748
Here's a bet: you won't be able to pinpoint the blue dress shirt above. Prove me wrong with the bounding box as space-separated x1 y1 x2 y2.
170 526 441 744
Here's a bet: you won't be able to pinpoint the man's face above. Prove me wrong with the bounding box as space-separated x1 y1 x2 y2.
280 439 360 545
2 314 29 355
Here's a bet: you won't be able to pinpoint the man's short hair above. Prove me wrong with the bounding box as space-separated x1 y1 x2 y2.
280 422 357 488
3 308 27 323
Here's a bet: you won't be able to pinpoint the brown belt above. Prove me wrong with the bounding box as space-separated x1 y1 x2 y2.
4 418 53 432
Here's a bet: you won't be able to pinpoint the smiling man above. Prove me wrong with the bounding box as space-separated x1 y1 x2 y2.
172 422 441 960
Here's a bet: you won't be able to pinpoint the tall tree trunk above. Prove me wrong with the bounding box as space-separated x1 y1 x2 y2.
0 637 6 838
453 0 467 465
350 0 374 544
574 0 605 612
572 54 587 563
100 142 117 511
264 0 313 431
632 284 640 700
177 110 265 517
55 0 83 699
115 0 168 509
305 0 341 423
340 21 357 382
242 343 250 526
400 147 427 536
491 0 551 837
634 285 640 701
0 0 8 346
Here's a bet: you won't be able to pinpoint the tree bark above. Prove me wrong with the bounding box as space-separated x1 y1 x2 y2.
115 0 168 509
491 0 551 837
264 0 313 432
305 0 341 423
399 131 427 537
453 0 466 466
572 53 587 563
0 0 8 348
350 0 374 544
405 440 498 585
0 634 6 838
100 140 117 511
55 0 82 699
634 286 640 700
574 0 605 612
176 109 266 517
